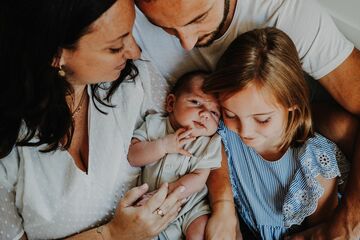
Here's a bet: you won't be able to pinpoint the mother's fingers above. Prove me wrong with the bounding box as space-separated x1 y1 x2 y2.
120 183 149 208
145 183 169 212
157 185 186 216
157 199 183 231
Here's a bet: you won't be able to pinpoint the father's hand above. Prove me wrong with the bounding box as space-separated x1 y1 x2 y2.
205 200 240 240
285 208 360 240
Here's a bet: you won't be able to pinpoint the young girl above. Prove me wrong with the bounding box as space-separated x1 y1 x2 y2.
203 28 349 239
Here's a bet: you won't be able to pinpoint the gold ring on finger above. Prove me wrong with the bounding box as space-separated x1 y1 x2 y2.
154 208 165 217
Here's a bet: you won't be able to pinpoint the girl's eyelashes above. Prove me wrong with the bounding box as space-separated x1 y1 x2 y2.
223 110 236 119
255 117 271 124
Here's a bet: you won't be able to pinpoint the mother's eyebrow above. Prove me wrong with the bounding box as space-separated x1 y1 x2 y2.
106 32 129 44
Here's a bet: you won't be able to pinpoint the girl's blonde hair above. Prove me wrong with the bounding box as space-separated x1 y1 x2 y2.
204 27 313 149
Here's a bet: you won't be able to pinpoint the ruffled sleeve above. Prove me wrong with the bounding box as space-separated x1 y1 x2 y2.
0 147 25 240
217 121 231 155
282 133 348 227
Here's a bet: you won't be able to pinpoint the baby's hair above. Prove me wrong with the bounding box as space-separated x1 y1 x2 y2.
171 70 210 97
204 27 313 149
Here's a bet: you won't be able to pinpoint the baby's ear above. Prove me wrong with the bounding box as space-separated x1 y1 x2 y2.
166 94 176 113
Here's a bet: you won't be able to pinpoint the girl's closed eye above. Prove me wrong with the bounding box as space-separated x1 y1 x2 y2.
255 117 271 124
223 110 237 119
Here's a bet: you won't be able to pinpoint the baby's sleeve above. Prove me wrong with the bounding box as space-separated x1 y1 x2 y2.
0 148 25 240
132 119 149 142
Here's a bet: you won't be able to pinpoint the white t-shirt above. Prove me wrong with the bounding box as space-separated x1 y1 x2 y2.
134 0 354 84
0 60 169 240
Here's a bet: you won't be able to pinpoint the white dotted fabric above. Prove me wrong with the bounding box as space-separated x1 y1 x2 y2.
0 60 167 239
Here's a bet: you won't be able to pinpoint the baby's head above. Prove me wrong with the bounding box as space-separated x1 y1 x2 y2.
204 27 313 152
166 71 220 137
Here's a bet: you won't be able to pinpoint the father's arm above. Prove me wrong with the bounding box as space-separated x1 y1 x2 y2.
290 48 360 239
206 145 239 240
319 48 360 239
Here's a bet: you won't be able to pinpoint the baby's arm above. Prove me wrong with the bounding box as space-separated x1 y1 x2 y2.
128 128 195 167
168 168 211 200
306 176 338 226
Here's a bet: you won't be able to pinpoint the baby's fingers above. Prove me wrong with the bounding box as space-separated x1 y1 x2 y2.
179 148 192 157
179 136 196 146
177 129 193 139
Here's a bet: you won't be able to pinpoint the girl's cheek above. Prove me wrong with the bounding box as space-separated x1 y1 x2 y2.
223 119 239 134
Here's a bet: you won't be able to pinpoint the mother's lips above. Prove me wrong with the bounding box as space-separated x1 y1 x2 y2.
115 62 126 70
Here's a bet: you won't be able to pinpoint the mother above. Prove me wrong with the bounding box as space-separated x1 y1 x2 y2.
0 0 184 239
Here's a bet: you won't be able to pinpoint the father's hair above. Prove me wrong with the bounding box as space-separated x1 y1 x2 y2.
171 70 210 97
204 27 313 149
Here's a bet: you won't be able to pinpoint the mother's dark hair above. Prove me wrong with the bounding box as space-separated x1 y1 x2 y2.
0 0 138 158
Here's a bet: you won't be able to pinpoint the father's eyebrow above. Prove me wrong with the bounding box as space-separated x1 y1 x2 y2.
184 11 209 26
147 8 211 28
106 32 130 44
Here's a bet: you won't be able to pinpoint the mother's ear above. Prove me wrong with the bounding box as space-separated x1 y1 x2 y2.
51 49 67 77
166 94 176 113
51 48 64 68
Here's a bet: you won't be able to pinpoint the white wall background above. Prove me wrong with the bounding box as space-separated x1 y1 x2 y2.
318 0 360 49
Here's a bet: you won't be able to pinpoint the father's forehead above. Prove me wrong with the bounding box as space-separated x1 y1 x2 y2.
136 0 214 27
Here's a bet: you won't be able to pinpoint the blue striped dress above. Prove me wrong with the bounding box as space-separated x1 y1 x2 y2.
218 121 348 240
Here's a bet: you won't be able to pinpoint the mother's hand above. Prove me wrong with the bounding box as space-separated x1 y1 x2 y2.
107 183 185 240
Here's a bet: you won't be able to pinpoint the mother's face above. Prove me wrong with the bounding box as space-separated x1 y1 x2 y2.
61 0 140 85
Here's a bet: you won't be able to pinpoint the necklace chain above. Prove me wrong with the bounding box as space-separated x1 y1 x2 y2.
71 88 87 118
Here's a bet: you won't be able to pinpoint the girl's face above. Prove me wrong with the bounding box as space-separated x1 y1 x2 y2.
61 0 140 86
221 83 290 158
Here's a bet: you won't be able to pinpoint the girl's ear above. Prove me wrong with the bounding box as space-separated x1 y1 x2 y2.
166 94 176 113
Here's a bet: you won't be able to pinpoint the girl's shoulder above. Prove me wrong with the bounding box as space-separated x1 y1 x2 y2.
296 133 348 178
282 133 349 227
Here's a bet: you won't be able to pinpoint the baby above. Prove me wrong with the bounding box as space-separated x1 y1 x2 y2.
128 71 222 240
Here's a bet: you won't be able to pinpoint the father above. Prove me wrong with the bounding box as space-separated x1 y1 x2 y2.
133 0 360 239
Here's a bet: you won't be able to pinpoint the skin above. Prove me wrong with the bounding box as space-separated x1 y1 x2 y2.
136 0 360 238
135 0 235 50
221 83 289 161
128 77 221 239
221 83 339 233
18 0 185 239
167 77 220 137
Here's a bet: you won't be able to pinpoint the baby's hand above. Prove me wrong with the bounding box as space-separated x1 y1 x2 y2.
161 128 196 156
135 190 158 207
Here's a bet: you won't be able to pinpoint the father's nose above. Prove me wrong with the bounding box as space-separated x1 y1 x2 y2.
177 28 198 51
